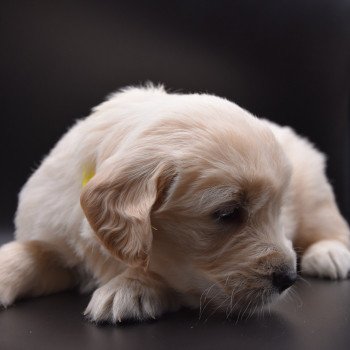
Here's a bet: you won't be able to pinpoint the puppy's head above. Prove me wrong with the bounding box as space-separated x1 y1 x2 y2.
81 94 297 316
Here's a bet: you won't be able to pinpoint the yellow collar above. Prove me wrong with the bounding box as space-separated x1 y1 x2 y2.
82 167 95 187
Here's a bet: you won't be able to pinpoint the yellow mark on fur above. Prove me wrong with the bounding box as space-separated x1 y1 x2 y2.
82 167 95 187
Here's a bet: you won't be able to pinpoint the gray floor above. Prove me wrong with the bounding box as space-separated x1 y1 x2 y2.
1 229 349 350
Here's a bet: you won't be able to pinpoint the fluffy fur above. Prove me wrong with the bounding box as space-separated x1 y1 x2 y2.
1 85 349 322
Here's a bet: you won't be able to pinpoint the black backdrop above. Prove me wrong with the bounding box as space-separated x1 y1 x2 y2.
1 0 350 228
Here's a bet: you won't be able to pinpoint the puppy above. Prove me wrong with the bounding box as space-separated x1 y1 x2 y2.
1 85 349 323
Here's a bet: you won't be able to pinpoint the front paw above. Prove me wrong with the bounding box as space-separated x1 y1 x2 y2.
301 240 350 279
84 273 178 323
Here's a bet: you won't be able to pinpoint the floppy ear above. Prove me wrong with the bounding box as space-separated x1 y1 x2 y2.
80 155 175 269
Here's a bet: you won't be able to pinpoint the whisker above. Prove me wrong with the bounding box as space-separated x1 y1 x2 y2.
288 288 303 308
199 281 218 320
249 298 259 320
259 294 266 319
199 277 228 320
241 297 253 321
235 298 250 325
233 290 254 324
204 295 230 323
298 275 311 287
227 292 245 320
226 282 246 319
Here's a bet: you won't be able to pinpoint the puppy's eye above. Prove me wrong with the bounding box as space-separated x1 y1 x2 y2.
213 206 242 224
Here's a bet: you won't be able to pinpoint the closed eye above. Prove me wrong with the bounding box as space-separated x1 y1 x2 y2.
212 205 244 225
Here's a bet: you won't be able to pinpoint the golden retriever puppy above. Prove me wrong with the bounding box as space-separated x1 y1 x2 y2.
0 85 349 323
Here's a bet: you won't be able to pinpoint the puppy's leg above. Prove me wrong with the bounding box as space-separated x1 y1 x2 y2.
0 240 76 306
294 183 350 279
84 268 179 323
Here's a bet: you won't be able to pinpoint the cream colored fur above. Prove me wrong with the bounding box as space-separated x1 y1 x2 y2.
1 85 349 322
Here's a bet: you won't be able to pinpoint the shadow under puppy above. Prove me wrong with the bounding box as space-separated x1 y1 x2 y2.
1 85 350 323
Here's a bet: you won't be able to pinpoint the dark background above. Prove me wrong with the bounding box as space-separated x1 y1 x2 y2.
1 2 350 349
1 0 350 228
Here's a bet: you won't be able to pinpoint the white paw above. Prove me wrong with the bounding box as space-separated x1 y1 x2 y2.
301 240 350 279
84 275 178 323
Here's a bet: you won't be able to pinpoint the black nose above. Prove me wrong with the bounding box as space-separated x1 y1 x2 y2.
272 270 297 293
